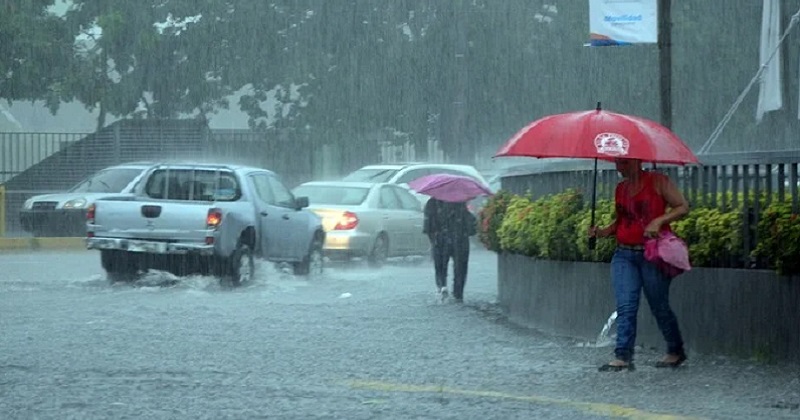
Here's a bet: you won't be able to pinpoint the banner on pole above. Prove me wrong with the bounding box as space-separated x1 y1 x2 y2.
588 0 658 46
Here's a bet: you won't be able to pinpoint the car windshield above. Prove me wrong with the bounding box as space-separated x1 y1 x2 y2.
341 168 399 182
69 168 144 193
293 185 370 206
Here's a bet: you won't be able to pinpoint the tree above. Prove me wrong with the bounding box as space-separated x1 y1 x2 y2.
0 0 74 112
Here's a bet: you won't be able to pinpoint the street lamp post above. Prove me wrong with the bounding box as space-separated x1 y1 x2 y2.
658 0 672 130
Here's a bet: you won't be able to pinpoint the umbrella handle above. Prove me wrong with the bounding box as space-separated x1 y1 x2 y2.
589 158 598 251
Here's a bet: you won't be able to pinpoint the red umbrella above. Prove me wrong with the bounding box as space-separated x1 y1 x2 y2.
494 104 699 249
495 104 699 165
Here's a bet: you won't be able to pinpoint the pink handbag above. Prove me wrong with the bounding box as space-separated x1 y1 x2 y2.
644 231 692 278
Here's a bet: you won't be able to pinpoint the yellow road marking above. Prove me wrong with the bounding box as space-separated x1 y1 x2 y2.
345 380 704 420
0 237 87 250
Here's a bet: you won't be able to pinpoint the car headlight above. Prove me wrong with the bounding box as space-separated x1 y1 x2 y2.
63 198 88 209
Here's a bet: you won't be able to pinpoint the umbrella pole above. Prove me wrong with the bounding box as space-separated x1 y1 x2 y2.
589 158 598 251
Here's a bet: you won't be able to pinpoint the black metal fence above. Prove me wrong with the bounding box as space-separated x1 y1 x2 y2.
501 151 800 268
0 124 332 236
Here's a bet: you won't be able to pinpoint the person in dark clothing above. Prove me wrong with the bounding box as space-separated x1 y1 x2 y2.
423 198 477 302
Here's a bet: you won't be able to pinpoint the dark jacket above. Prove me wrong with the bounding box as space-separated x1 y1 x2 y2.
423 198 477 239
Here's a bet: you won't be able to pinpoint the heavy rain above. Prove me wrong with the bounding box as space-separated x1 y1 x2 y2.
1 1 799 419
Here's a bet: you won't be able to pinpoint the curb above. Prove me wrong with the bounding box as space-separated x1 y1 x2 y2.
0 237 87 251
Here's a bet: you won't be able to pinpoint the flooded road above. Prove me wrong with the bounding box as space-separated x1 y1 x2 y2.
1 249 797 419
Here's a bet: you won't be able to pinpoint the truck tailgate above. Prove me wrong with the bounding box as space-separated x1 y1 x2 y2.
93 198 213 242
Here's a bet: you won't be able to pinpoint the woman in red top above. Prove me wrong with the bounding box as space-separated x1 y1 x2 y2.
589 158 690 371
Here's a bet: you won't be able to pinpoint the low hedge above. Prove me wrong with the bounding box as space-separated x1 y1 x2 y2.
478 189 800 276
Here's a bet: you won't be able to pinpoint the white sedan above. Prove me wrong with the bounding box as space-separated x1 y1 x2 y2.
292 181 430 267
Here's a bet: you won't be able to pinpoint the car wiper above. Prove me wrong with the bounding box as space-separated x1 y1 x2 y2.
367 170 391 180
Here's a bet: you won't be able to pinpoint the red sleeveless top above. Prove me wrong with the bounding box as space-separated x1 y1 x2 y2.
615 172 670 246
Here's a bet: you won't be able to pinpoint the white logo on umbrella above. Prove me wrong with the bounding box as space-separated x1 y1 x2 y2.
594 133 630 156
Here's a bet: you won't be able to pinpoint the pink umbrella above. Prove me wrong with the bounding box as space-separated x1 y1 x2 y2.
408 173 493 203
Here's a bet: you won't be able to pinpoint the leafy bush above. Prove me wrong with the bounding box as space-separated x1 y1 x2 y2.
672 207 743 267
496 194 539 256
752 202 800 276
574 199 617 262
485 187 800 277
495 190 583 259
477 190 513 252
535 189 583 261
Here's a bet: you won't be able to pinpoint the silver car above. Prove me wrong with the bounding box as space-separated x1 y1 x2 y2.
292 181 430 267
19 162 154 237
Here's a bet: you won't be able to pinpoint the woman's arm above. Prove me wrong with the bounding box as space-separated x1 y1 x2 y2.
654 174 689 225
590 219 617 238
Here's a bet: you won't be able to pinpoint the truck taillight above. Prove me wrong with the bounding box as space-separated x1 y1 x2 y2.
206 208 222 229
334 211 358 230
87 203 96 223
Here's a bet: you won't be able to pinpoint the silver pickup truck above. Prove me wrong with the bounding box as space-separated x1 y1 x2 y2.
86 163 325 285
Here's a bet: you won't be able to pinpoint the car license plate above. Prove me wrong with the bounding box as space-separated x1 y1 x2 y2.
128 241 167 253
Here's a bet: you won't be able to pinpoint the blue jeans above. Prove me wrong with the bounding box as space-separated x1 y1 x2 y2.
611 248 684 362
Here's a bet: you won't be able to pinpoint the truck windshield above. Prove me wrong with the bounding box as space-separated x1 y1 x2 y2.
144 169 241 201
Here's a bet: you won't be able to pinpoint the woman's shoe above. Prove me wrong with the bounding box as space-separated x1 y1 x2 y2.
655 353 687 368
598 361 635 372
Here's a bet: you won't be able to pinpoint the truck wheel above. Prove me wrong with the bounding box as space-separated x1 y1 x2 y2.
100 250 139 283
293 239 324 276
367 234 389 268
222 243 254 286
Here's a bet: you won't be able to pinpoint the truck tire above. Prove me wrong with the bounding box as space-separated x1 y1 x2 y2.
100 250 140 283
221 243 254 286
293 238 324 276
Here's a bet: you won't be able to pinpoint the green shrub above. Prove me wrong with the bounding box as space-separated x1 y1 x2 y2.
478 190 513 252
672 207 743 267
488 187 797 277
495 190 583 259
574 199 617 262
532 189 583 261
752 202 800 276
496 194 539 256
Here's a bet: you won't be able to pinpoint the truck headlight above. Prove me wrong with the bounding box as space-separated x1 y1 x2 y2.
63 198 88 209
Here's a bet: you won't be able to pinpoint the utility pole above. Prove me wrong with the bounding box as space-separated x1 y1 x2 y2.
452 0 468 163
658 0 672 130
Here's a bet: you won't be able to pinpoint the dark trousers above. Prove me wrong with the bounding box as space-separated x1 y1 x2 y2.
431 234 470 299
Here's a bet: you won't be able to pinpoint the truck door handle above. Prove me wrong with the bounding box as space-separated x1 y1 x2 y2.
282 214 290 220
260 211 268 217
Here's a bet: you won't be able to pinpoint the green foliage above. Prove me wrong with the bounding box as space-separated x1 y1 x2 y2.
574 199 617 263
535 189 583 260
495 190 583 260
496 194 538 256
485 188 800 277
0 0 74 108
477 190 513 252
672 207 743 267
752 202 800 276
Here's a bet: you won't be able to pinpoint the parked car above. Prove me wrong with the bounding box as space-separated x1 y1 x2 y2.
292 181 430 267
341 162 490 205
86 163 324 285
19 162 155 237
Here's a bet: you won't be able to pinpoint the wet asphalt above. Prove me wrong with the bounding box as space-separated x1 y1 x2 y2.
0 248 798 419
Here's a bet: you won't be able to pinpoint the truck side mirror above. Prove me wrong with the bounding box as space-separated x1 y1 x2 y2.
295 196 309 209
